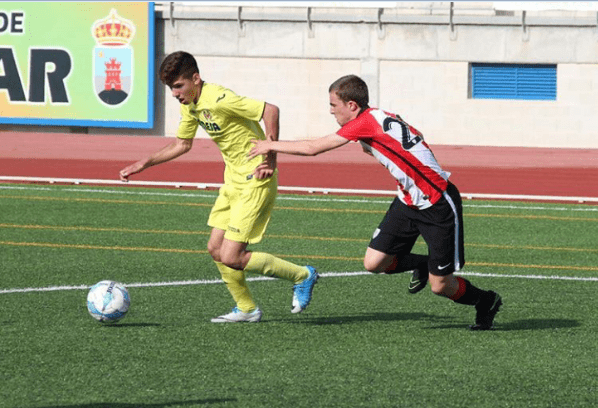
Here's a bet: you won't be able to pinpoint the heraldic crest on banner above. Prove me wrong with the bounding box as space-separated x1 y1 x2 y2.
92 9 136 106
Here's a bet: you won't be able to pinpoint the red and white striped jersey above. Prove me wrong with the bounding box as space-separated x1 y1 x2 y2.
337 108 450 209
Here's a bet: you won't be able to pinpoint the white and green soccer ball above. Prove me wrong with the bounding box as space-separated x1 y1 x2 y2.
86 280 130 323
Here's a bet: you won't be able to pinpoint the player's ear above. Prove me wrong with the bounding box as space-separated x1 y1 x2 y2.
192 72 201 85
348 100 360 113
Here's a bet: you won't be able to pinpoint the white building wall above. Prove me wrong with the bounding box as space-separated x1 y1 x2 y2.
378 61 598 148
5 2 598 148
164 56 359 140
157 2 598 148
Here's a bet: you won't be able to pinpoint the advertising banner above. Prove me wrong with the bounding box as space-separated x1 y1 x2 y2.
0 2 154 128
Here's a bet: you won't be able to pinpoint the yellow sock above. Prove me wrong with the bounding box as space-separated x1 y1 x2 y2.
244 252 309 284
215 262 257 313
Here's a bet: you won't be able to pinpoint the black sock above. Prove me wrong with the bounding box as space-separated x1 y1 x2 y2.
451 277 485 306
385 254 428 275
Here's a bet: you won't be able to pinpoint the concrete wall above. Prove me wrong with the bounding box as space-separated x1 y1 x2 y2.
164 56 360 141
379 61 598 148
4 2 598 148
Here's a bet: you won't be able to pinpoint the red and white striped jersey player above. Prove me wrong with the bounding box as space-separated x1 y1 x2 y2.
248 74 502 330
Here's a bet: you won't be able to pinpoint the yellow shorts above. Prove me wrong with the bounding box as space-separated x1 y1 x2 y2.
207 175 277 244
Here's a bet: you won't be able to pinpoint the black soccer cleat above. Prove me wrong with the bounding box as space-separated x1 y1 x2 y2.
408 268 428 294
470 291 502 331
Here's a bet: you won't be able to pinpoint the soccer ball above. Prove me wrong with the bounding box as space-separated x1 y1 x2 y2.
86 280 130 323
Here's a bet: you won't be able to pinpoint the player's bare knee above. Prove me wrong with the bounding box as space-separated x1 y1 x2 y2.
221 258 244 271
219 253 234 267
207 242 221 262
219 250 245 270
363 258 382 273
430 280 449 297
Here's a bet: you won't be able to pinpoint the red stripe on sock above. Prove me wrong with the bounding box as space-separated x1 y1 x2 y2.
384 257 398 272
450 277 467 301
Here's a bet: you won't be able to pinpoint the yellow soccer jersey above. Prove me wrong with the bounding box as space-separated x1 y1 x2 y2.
176 82 273 186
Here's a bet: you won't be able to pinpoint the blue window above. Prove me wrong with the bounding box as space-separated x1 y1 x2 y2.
470 63 557 100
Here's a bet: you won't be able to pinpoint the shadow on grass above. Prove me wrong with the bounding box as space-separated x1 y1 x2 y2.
497 318 580 331
277 312 431 325
36 398 237 408
99 323 162 328
429 318 580 331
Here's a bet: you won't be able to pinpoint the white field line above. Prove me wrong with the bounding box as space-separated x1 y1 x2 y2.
1 271 597 295
1 176 598 204
1 184 598 212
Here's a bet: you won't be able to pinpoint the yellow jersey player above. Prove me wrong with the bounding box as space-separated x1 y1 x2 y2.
120 51 318 323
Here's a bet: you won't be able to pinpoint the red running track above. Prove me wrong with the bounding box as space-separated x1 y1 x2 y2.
1 132 597 199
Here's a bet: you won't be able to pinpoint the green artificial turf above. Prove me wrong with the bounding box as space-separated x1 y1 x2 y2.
1 184 597 408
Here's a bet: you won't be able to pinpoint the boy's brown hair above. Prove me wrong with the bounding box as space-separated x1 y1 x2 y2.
159 51 199 86
329 75 370 110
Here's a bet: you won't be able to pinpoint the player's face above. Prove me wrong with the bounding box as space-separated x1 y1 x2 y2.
329 92 358 126
169 73 201 105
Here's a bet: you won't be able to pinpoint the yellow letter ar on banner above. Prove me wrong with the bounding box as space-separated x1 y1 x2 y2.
0 2 154 128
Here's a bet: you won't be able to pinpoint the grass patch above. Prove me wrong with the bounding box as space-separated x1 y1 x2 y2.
1 184 597 407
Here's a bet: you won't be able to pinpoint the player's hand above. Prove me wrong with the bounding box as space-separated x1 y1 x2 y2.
253 163 274 179
119 162 144 182
247 139 271 160
248 139 276 179
253 155 277 180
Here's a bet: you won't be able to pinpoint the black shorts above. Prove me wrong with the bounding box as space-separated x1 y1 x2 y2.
368 183 465 276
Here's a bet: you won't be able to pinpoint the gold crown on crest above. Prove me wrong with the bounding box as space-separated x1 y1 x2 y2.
92 9 136 46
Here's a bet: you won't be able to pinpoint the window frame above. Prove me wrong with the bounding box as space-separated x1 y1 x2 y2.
469 63 557 101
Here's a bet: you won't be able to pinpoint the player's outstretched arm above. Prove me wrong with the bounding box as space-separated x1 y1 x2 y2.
248 133 349 159
120 138 193 181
